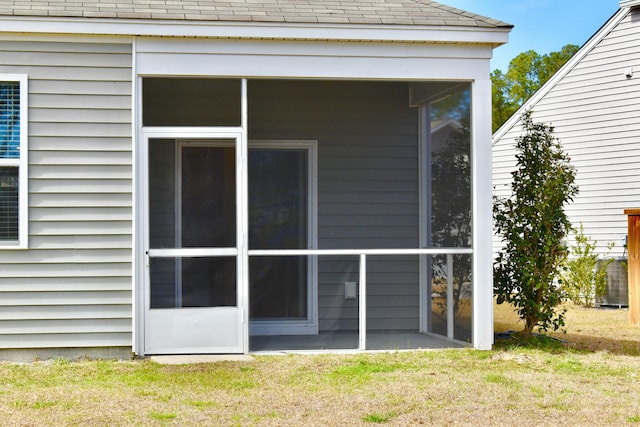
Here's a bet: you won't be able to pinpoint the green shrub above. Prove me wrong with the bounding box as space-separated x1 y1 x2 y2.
562 223 614 307
494 112 578 336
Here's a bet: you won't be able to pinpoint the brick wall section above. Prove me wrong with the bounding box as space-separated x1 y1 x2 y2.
0 0 510 27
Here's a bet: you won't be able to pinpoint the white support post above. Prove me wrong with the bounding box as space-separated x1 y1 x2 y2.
447 253 454 340
472 77 494 350
239 78 250 354
358 253 367 350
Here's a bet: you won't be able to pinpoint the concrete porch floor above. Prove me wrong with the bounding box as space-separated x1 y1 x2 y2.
249 331 466 353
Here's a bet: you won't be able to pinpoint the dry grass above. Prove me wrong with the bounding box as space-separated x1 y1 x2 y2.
1 304 640 426
495 300 640 355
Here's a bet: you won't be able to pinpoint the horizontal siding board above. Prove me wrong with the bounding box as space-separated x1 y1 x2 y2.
30 207 132 221
318 283 417 297
319 320 359 331
0 277 131 292
0 333 132 349
318 227 419 239
319 259 418 272
319 214 418 227
0 65 132 81
322 203 417 216
29 165 132 179
0 51 132 67
319 295 417 308
0 319 132 335
321 307 417 319
319 180 418 193
30 179 132 193
320 192 417 204
30 108 132 123
30 151 131 165
0 291 131 306
30 79 131 95
0 263 131 278
0 249 131 264
31 94 131 110
30 137 131 151
28 235 132 250
367 319 419 330
321 155 417 168
320 146 417 158
30 221 132 236
30 193 132 208
321 168 417 181
0 40 132 53
320 238 418 248
30 122 131 138
0 305 131 320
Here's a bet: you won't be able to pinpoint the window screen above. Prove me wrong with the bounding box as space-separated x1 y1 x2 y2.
142 78 241 126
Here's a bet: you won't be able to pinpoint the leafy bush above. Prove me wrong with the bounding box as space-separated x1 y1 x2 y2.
562 223 614 307
494 112 578 337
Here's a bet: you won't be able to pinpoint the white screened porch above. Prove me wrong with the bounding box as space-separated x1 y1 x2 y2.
137 77 485 355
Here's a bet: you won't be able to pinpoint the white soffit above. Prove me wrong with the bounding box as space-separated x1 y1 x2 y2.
0 16 510 46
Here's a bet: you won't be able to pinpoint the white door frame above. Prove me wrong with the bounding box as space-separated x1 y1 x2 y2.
141 129 248 354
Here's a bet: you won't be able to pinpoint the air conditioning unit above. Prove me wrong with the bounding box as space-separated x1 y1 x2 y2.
596 258 628 308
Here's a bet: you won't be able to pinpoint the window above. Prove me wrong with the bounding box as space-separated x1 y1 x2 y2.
0 75 27 248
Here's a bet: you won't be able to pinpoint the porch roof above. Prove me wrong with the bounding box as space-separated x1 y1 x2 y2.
0 0 511 29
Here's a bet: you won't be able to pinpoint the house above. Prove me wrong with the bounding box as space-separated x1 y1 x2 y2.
493 0 640 302
0 1 510 360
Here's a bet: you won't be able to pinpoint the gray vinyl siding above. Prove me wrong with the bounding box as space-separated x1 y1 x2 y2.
249 81 420 332
0 38 132 348
493 7 640 258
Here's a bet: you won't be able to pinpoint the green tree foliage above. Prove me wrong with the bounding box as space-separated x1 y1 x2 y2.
562 223 615 308
493 112 578 337
491 44 580 132
491 69 515 133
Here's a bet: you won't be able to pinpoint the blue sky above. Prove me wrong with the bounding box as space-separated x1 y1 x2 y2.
442 0 621 72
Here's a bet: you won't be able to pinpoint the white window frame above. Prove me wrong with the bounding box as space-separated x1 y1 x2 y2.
248 140 318 336
0 74 28 249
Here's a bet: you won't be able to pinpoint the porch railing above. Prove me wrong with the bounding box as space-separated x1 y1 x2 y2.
249 248 473 350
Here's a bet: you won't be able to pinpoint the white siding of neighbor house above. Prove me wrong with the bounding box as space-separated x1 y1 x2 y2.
0 36 133 349
493 7 640 259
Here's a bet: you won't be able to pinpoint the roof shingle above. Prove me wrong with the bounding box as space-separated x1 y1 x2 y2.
0 0 512 28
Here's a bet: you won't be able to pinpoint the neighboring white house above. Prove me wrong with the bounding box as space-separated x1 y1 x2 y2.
0 0 510 360
493 0 640 263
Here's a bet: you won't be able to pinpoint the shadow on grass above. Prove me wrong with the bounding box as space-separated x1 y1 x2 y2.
493 302 640 356
551 332 640 356
493 326 640 356
493 331 567 354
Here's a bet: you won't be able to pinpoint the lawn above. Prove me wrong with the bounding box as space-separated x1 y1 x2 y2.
1 303 640 426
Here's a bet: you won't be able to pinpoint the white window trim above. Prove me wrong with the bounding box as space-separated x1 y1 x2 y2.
0 74 28 249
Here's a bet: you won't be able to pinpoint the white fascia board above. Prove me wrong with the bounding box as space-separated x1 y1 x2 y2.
491 6 627 144
0 15 510 46
619 0 640 8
